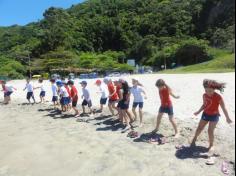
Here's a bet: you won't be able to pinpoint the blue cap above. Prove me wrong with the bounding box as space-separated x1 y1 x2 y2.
56 81 63 86
80 81 87 85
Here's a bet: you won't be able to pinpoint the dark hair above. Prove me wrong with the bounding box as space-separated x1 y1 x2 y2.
122 81 130 101
50 79 56 83
155 79 171 91
203 79 226 93
67 80 74 85
39 78 43 83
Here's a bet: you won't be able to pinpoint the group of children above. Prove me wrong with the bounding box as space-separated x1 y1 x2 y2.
0 77 233 154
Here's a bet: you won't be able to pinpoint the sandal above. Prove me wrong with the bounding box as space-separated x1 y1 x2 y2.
221 161 230 175
206 157 216 165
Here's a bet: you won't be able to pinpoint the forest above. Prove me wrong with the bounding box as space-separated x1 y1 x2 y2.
0 0 235 78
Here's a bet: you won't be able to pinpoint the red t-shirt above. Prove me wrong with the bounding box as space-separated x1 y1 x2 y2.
65 86 72 98
108 82 118 101
203 92 222 115
159 87 172 107
70 85 78 101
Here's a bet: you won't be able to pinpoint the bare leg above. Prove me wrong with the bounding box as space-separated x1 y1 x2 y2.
139 108 143 126
153 113 164 132
132 108 137 121
108 103 115 116
82 106 86 114
191 120 208 146
208 121 218 151
122 110 130 127
169 116 179 137
126 110 134 123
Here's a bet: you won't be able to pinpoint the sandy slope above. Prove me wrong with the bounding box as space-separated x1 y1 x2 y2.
0 73 235 176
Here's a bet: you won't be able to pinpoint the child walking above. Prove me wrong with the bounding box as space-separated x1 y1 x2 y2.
81 81 93 114
104 78 119 116
1 80 17 104
50 79 59 109
95 80 109 113
191 79 232 153
23 79 36 104
130 78 147 127
68 80 80 117
57 81 69 112
34 78 46 103
152 79 180 138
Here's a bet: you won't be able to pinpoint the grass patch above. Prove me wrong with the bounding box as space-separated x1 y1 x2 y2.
161 49 235 73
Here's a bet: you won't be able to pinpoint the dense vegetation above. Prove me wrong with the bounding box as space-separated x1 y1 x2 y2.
0 0 235 78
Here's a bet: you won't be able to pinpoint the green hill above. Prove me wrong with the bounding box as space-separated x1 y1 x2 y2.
161 50 235 73
0 0 235 78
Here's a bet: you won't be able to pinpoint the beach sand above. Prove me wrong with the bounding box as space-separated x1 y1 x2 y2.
0 73 235 176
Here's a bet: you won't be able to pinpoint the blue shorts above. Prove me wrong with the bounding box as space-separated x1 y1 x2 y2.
4 91 13 97
82 100 92 107
159 106 174 116
67 97 72 104
201 113 220 122
52 96 58 102
40 91 46 97
100 98 108 105
119 100 130 110
133 102 144 109
27 92 34 100
60 97 69 106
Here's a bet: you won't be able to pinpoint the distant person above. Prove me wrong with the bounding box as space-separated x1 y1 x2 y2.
81 81 93 115
68 80 80 117
23 79 36 104
57 81 69 112
104 78 119 116
0 80 17 104
130 78 147 127
50 79 59 109
34 78 46 103
191 79 232 153
63 80 72 111
152 79 180 138
95 80 109 113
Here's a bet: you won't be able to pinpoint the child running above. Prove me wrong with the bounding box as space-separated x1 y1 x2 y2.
104 78 119 116
191 79 232 153
0 80 17 104
81 81 93 115
130 78 147 127
68 80 80 117
34 78 46 103
50 79 59 109
23 79 36 104
152 79 180 138
95 80 109 113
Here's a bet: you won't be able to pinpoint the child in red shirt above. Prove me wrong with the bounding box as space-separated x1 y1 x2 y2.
152 79 180 138
104 78 119 116
68 80 80 117
191 79 232 153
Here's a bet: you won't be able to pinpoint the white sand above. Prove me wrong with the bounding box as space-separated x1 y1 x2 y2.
0 73 235 176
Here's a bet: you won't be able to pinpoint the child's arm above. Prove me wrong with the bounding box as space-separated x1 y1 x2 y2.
220 99 233 124
194 104 205 116
141 89 147 99
170 90 180 99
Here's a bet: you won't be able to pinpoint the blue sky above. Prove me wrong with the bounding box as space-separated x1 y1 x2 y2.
0 0 84 26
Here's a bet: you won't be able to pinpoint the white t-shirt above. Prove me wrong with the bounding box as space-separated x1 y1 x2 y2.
82 88 91 101
130 86 144 103
39 83 45 92
59 87 69 98
25 83 34 92
52 84 58 96
99 84 109 99
5 84 14 92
